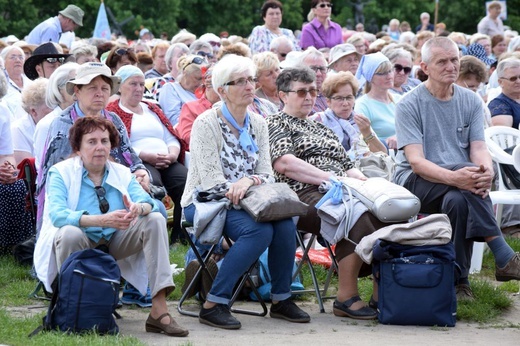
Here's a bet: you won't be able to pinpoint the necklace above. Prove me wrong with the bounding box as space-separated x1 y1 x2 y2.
88 173 104 186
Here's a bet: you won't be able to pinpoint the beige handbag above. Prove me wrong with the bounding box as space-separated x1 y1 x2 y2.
239 183 308 222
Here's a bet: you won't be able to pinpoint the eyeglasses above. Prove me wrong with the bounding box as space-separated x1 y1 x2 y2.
285 88 318 98
196 51 214 59
330 95 355 102
44 57 66 64
8 55 24 61
209 41 221 47
309 66 327 74
183 56 205 71
394 64 412 74
500 75 520 83
317 3 332 8
94 186 110 214
115 48 134 56
224 76 257 86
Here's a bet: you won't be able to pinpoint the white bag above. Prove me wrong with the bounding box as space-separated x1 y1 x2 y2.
341 177 421 222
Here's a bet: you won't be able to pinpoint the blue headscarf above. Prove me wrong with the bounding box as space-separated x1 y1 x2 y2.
355 52 391 89
115 65 144 84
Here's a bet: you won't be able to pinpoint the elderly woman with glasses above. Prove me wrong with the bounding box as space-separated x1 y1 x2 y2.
267 67 391 320
382 47 415 95
159 55 206 126
105 46 138 74
107 65 188 244
181 54 310 330
311 71 388 155
354 53 401 150
300 1 342 50
35 117 189 337
1 45 32 120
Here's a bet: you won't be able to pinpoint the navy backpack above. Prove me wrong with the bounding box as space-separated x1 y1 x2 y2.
31 248 121 335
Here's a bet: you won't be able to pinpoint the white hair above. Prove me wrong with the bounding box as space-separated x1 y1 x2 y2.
46 62 80 108
212 54 255 98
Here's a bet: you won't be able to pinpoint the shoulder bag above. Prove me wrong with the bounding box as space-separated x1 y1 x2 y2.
239 183 308 222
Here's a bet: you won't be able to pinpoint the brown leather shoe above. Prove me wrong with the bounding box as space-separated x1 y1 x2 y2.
146 313 189 337
496 253 520 282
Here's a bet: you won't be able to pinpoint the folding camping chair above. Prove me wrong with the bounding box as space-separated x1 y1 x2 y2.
292 229 338 313
177 221 268 317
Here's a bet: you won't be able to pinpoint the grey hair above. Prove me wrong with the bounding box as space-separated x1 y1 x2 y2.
22 78 49 114
382 47 413 65
46 62 80 108
421 37 458 64
508 36 520 53
0 45 24 61
276 67 315 92
165 43 189 72
252 51 279 76
212 54 256 97
469 33 491 46
296 46 325 66
70 44 98 59
0 58 7 99
189 40 212 55
496 57 520 78
269 35 294 51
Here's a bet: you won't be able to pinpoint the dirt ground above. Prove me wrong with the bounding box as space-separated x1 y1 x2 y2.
120 297 520 346
11 294 518 346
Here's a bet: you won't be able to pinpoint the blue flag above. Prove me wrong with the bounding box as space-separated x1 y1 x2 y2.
93 2 111 39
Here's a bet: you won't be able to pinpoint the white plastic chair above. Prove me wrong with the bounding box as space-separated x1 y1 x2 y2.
484 126 520 223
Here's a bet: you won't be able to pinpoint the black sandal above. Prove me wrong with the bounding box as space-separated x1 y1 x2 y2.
333 296 377 320
369 296 378 310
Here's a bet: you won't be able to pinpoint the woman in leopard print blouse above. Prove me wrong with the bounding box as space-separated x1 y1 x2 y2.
267 67 390 321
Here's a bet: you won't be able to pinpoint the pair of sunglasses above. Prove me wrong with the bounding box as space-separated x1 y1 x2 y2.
285 88 318 98
394 64 412 74
115 48 134 56
94 186 110 214
183 56 205 71
44 57 66 64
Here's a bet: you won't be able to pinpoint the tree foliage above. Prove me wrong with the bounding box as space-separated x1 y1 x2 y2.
1 0 519 42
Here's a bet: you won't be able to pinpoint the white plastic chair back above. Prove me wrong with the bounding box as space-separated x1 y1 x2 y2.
484 126 520 192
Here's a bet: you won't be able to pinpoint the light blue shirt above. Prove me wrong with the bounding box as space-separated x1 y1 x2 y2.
158 82 197 126
47 166 158 243
27 16 62 45
354 93 401 141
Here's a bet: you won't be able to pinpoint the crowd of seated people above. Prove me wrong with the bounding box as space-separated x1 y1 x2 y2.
2 0 520 338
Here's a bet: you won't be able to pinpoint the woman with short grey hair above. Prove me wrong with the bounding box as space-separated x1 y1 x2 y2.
70 44 98 64
34 62 79 171
189 39 214 62
489 57 520 128
383 47 415 95
181 54 310 330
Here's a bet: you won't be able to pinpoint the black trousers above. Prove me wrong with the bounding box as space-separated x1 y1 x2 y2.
403 163 501 281
144 162 188 244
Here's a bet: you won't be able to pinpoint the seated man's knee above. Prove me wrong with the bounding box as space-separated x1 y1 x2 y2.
441 190 468 215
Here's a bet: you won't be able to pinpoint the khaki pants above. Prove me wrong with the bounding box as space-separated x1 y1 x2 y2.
54 212 173 298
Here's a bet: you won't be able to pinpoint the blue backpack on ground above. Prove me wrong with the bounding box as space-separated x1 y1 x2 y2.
372 240 458 327
31 248 121 335
249 249 305 301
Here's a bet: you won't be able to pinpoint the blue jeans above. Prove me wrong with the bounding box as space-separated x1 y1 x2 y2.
184 204 296 304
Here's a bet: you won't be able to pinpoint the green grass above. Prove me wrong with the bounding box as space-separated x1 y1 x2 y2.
1 237 520 344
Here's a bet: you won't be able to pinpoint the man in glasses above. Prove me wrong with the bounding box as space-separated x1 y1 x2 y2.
394 37 520 302
26 5 84 47
270 36 295 62
23 42 70 80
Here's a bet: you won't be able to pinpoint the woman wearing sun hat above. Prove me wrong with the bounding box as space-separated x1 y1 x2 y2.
36 62 150 234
